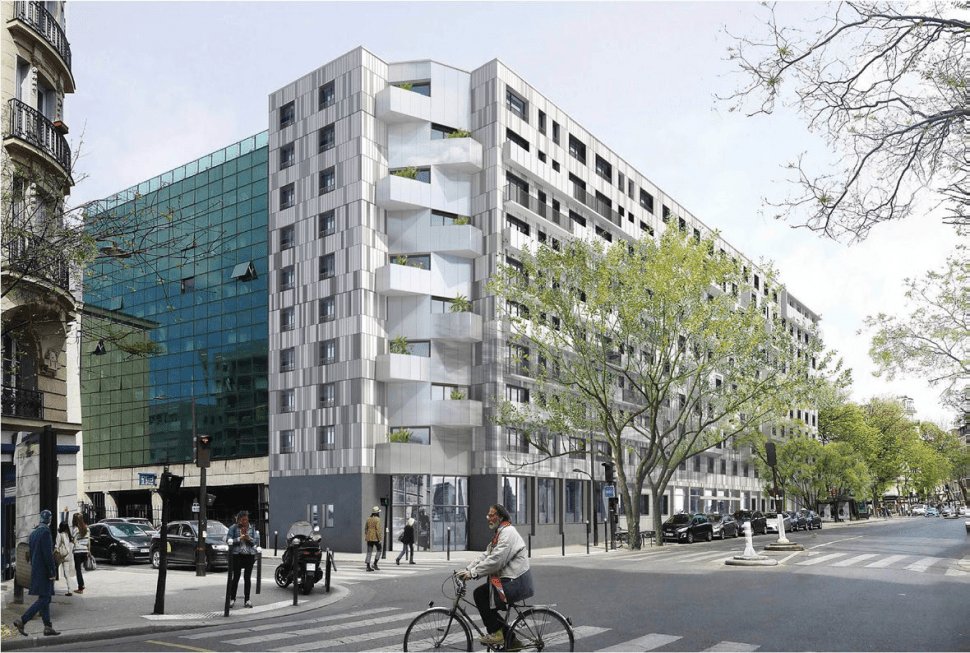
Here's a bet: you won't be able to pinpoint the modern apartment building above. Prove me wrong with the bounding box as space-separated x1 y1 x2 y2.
81 133 270 528
266 47 820 552
1 0 80 575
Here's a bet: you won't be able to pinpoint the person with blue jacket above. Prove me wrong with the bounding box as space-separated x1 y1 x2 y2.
226 511 260 608
12 510 60 637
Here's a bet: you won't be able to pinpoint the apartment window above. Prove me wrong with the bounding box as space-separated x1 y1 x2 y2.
628 179 634 198
720 459 727 474
394 253 430 270
538 478 557 524
565 480 585 523
678 217 687 232
431 210 467 226
319 167 335 195
507 428 529 454
506 88 528 121
569 211 586 228
319 124 335 152
180 277 195 294
537 110 547 134
319 253 335 279
431 384 467 400
280 390 295 413
538 151 546 163
280 347 295 372
280 184 295 210
390 426 430 444
431 296 452 314
618 171 625 192
319 296 335 322
506 385 530 404
280 101 295 128
280 429 295 453
319 81 335 109
743 463 749 477
595 225 613 242
595 155 612 182
280 225 294 250
662 205 671 223
552 121 560 144
431 123 464 140
320 338 337 364
409 341 431 357
693 456 701 472
504 477 529 524
391 167 431 183
552 160 560 172
401 81 431 96
733 461 739 476
280 265 295 291
280 142 295 169
319 383 336 406
568 135 587 165
506 214 530 236
506 128 530 152
640 190 654 214
317 425 335 451
319 210 335 236
280 307 295 332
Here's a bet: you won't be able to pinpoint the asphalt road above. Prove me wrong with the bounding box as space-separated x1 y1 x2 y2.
35 517 970 652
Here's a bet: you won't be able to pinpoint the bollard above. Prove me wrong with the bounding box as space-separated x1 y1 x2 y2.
256 551 261 595
527 534 532 558
586 521 590 555
224 546 234 617
447 527 451 562
604 522 608 553
292 545 299 606
274 531 279 557
562 531 566 556
324 549 333 593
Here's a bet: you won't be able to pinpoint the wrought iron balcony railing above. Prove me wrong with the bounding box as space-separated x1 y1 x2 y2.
2 234 72 291
2 385 43 419
13 2 72 72
6 99 73 175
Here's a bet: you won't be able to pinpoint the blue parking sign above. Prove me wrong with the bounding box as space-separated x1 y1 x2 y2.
603 485 616 499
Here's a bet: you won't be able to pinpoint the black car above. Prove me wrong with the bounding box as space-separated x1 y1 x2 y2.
788 511 808 531
662 513 714 544
707 513 739 539
150 520 231 571
800 509 822 530
732 510 767 535
99 517 159 536
89 522 153 565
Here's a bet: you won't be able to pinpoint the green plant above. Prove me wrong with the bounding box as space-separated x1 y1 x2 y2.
394 254 409 266
389 428 413 443
395 82 413 91
389 335 412 355
450 388 466 400
447 129 471 139
450 294 473 313
454 216 470 226
392 167 419 180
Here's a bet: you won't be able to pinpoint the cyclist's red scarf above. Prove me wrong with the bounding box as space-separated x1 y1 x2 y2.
488 522 512 602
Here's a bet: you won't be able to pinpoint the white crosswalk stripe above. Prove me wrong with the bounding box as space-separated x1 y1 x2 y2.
865 554 909 568
797 553 847 566
904 556 943 572
227 610 421 646
831 553 879 567
179 607 400 640
599 633 681 651
704 641 760 651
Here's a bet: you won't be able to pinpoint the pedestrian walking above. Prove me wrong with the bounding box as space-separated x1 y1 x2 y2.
364 507 382 571
55 522 75 596
71 513 87 593
12 510 61 637
396 517 416 565
226 510 259 608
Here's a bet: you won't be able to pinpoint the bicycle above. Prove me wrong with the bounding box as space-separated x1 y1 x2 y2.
403 572 574 651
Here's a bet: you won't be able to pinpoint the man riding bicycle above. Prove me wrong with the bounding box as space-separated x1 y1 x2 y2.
458 503 534 647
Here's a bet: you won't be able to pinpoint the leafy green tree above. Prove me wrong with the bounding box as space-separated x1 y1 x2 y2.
817 441 874 518
721 2 969 240
851 397 920 507
863 237 969 412
487 228 821 547
756 434 826 510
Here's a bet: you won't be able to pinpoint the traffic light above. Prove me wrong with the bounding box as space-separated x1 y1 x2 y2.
602 462 615 484
196 434 212 468
157 470 183 498
765 442 777 467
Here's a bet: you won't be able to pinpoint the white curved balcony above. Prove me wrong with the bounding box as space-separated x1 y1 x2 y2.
375 263 431 296
376 85 431 124
429 224 482 258
430 399 483 427
431 311 482 342
425 138 483 173
376 174 432 210
376 353 430 383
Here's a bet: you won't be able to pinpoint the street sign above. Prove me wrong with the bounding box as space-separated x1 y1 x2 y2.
603 485 616 499
139 473 157 487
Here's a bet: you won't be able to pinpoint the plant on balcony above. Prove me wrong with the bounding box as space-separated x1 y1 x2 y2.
450 294 473 313
395 83 414 91
450 388 466 400
392 167 419 180
454 216 470 226
447 129 471 139
393 254 409 266
389 428 413 443
389 335 412 355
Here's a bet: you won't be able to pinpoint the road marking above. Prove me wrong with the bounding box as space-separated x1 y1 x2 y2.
831 554 879 567
796 553 847 566
865 554 908 568
223 611 420 646
808 536 863 550
179 607 400 639
704 641 759 651
145 641 212 652
944 568 968 577
671 551 732 562
599 633 682 651
904 556 943 572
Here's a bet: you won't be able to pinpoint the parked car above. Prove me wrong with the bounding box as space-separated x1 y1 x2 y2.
800 509 822 530
100 517 159 536
789 511 808 531
764 512 792 534
911 505 926 516
707 514 739 539
662 513 714 544
89 522 153 565
924 508 940 517
150 520 231 571
732 510 767 535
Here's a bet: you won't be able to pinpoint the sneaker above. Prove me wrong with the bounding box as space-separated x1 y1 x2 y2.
12 618 27 636
75 589 84 594
229 599 236 608
373 564 380 571
245 600 253 608
366 565 374 572
409 561 416 565
478 630 505 646
396 559 400 565
65 592 72 596
44 626 60 636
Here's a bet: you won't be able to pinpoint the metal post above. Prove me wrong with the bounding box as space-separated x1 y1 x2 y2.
586 520 590 555
197 465 207 577
255 551 261 594
604 522 608 553
527 534 532 558
561 531 565 556
447 527 451 561
292 543 299 606
274 531 278 556
324 549 333 593
223 547 234 617
153 473 170 615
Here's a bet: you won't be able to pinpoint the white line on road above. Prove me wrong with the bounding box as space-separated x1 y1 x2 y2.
865 554 909 568
796 553 847 566
704 641 760 651
226 611 422 646
178 607 401 639
904 556 943 572
598 633 682 651
831 554 879 567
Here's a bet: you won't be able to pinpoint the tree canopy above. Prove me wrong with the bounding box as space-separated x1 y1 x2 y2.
721 1 969 241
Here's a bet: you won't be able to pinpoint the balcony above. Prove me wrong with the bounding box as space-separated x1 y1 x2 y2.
10 2 74 91
5 99 73 180
2 386 43 419
503 184 571 233
375 262 431 296
570 184 623 228
425 138 483 173
431 311 482 342
429 224 482 258
376 85 431 124
376 174 432 210
2 234 71 292
430 399 483 427
376 353 431 383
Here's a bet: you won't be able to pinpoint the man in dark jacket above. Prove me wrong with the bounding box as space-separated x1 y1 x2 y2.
12 510 60 637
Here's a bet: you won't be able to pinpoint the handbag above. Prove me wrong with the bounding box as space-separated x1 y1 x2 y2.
86 555 97 571
54 542 68 566
398 532 405 543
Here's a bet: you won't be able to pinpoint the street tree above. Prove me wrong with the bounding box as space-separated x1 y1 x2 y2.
755 434 827 511
817 441 874 519
721 2 969 241
863 236 969 412
487 228 821 547
853 396 920 507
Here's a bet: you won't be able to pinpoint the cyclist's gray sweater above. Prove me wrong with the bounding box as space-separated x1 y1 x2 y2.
464 524 529 580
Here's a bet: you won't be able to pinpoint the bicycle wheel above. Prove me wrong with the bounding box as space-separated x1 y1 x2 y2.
508 607 574 651
404 607 473 651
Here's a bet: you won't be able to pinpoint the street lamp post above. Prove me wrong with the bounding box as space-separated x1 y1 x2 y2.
572 467 597 547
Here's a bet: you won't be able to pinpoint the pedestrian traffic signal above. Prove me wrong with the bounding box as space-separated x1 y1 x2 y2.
158 470 183 498
765 442 776 467
196 434 212 468
602 462 615 484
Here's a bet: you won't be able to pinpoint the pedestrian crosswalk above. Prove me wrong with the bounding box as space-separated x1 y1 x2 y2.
176 606 761 652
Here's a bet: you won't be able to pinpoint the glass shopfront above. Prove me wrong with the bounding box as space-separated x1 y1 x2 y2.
392 475 468 551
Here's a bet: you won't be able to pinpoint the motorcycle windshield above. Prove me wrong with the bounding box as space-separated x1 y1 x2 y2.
287 520 313 541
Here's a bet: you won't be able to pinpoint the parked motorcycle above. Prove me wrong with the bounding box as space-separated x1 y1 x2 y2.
274 520 323 594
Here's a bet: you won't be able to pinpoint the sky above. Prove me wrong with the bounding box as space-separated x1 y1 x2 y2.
64 1 959 425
